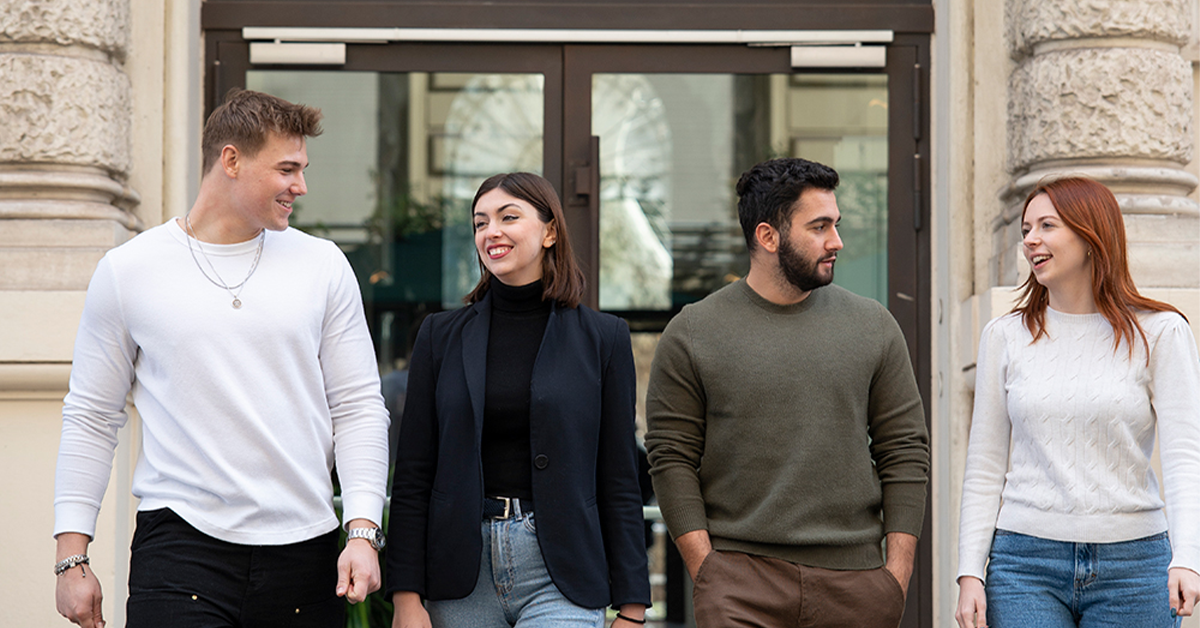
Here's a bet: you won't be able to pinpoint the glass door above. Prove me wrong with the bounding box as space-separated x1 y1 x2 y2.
560 45 919 328
589 71 889 313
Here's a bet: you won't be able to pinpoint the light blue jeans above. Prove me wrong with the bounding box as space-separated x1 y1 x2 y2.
986 530 1180 628
427 513 605 628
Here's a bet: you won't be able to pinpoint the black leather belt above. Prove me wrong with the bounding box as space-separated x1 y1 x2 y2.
483 496 533 520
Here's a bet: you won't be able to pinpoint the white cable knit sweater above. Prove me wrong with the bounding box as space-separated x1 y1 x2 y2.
54 220 390 545
957 308 1200 581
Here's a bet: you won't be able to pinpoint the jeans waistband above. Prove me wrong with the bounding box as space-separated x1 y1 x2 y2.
483 496 533 520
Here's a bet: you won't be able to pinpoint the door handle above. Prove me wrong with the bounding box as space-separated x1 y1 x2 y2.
574 136 600 201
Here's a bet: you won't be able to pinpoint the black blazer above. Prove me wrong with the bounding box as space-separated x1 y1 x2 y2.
385 292 651 609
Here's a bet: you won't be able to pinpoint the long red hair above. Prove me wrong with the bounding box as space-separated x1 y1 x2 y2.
1013 176 1184 358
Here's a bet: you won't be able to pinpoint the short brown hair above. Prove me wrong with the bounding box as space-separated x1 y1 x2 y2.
465 172 586 308
201 88 323 175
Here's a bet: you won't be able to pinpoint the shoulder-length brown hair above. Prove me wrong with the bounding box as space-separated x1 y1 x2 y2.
464 172 586 308
1013 176 1183 358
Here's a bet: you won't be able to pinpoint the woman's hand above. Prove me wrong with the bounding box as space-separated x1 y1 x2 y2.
392 592 432 628
1170 567 1200 617
954 576 987 628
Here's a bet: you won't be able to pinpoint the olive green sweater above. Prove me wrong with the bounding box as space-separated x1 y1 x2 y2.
646 280 929 569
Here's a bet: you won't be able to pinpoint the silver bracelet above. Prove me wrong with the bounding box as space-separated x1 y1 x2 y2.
54 554 90 577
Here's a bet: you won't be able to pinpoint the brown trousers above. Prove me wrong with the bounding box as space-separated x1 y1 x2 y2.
692 550 906 628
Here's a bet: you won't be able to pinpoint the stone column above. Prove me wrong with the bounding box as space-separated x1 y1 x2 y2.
0 4 145 623
0 0 142 293
999 0 1197 289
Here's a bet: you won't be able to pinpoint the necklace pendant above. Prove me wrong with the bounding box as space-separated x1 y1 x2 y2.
232 298 242 309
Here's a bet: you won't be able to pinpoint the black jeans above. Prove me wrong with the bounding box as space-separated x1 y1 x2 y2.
127 508 344 628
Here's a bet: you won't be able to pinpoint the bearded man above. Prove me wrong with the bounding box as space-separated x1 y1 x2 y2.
646 157 929 628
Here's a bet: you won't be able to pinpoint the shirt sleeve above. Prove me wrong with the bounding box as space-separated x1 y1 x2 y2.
645 309 710 540
867 306 930 538
956 317 1014 582
320 244 390 529
54 256 137 539
1148 314 1200 573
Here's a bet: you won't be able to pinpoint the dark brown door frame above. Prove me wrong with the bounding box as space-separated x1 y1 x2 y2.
204 32 933 628
201 1 934 33
888 33 934 628
205 30 566 195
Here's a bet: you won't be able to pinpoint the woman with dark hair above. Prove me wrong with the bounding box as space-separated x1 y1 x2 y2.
386 172 650 628
955 177 1200 628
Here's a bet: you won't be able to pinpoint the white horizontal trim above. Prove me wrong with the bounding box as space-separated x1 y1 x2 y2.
791 44 886 68
249 42 346 65
242 26 893 46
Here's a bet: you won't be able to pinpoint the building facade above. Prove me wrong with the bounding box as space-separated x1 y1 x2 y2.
1 0 1196 626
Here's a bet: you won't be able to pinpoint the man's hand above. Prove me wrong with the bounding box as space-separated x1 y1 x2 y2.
954 576 987 628
337 519 381 604
1170 567 1200 617
883 532 917 599
55 532 105 628
674 529 714 581
392 591 432 628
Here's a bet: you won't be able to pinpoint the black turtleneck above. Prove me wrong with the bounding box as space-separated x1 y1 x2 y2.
482 279 551 500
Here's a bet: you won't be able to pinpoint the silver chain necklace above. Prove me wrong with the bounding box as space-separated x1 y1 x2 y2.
184 214 265 309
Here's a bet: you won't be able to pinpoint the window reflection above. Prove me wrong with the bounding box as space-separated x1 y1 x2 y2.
594 75 673 310
594 72 888 315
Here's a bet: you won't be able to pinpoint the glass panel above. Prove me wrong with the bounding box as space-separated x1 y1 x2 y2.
245 71 544 378
592 72 888 313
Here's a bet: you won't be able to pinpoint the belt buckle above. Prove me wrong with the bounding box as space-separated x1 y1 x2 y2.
493 496 512 520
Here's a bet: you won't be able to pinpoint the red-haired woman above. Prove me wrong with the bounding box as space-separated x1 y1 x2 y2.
955 177 1200 628
386 172 650 628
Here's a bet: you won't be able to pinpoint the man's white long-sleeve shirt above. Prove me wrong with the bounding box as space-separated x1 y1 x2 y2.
54 219 390 545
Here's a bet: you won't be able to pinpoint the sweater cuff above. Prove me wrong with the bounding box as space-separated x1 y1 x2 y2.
881 482 927 537
340 491 385 529
1170 543 1200 575
659 503 708 541
54 501 101 540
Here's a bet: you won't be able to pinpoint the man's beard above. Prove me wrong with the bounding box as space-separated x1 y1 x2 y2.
778 234 835 292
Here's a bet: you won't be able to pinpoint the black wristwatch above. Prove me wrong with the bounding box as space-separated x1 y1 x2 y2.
347 526 386 551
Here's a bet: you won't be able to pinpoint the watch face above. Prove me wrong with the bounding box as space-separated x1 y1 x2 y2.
351 527 384 550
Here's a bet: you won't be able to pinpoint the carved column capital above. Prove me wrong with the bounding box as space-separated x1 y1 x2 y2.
0 0 130 59
0 54 133 175
0 0 139 291
1008 47 1193 173
1007 0 1191 59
